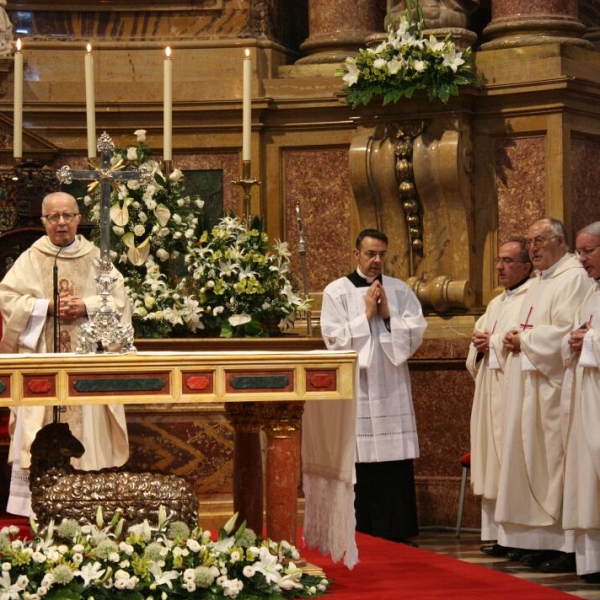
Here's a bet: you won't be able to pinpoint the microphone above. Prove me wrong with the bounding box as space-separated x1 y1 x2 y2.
52 244 66 424
52 244 66 354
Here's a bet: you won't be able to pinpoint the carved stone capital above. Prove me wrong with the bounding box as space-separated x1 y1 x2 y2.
261 401 305 438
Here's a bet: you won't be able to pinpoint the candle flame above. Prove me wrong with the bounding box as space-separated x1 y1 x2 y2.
245 48 250 58
166 46 171 58
16 38 21 52
86 43 92 53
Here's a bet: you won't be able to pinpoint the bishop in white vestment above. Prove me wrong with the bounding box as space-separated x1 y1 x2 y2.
496 219 592 570
0 192 130 516
468 239 532 546
561 223 600 580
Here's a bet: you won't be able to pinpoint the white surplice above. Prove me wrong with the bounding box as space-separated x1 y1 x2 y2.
467 278 531 540
561 282 600 574
496 254 592 551
302 273 426 568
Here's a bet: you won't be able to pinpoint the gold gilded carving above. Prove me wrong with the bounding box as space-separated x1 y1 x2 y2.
261 401 305 439
225 402 264 433
407 275 472 312
349 117 474 312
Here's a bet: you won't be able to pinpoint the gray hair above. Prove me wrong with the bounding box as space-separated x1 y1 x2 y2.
577 221 600 239
41 192 78 214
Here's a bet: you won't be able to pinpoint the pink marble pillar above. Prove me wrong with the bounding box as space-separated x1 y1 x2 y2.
262 402 305 544
297 0 383 64
482 0 592 49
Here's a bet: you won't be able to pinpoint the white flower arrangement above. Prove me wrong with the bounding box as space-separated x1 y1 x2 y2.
82 132 311 338
0 508 331 599
180 216 312 338
339 3 477 107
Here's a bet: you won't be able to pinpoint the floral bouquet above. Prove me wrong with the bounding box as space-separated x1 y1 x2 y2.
180 215 312 338
82 130 206 338
0 508 331 599
339 2 477 107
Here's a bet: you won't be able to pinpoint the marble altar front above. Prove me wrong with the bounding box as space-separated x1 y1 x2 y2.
0 349 357 544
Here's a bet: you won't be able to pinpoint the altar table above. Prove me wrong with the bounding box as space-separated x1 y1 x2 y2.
0 350 357 544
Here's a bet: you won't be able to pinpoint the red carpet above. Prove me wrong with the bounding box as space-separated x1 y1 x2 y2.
300 531 573 599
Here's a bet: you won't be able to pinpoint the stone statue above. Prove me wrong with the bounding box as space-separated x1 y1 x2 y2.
0 0 13 57
388 0 480 29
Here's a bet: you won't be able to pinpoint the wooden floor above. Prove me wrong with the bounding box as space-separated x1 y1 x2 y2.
418 529 600 599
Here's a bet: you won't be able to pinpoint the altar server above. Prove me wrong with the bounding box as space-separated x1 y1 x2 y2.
0 191 130 516
320 228 427 544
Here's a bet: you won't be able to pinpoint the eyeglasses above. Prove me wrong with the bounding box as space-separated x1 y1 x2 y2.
42 213 80 224
495 257 528 265
575 244 600 258
525 235 557 249
361 251 387 260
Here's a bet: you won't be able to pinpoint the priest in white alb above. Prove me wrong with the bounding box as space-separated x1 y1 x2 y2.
468 238 532 556
561 221 600 583
496 217 592 573
0 191 130 516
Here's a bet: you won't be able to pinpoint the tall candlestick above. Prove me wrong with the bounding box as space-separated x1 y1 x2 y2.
163 46 172 162
242 48 251 161
85 44 96 159
13 39 23 160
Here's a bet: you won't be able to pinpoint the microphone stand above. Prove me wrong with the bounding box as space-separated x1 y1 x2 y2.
52 246 65 423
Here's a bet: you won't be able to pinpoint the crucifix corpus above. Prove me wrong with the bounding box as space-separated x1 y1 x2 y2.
57 131 153 354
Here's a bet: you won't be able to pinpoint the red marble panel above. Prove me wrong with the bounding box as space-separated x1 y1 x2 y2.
496 137 546 243
23 374 55 397
283 149 354 292
305 369 336 392
183 372 214 394
571 137 600 236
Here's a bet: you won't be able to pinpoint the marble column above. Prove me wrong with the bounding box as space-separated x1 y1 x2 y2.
262 401 305 544
296 0 383 65
225 403 264 535
482 0 593 49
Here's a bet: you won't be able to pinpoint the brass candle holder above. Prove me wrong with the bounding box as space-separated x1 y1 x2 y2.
233 160 260 224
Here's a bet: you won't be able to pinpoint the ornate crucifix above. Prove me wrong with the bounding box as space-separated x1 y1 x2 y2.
57 131 152 354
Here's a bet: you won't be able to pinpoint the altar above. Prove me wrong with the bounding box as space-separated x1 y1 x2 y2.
0 348 357 545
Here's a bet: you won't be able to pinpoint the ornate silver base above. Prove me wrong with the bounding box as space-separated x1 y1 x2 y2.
76 306 136 354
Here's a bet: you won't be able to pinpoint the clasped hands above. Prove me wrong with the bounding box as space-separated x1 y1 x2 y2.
365 280 390 322
48 290 86 322
568 321 591 353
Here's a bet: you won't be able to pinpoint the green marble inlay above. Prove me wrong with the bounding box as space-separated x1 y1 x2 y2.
231 375 289 390
74 378 166 393
0 381 5 394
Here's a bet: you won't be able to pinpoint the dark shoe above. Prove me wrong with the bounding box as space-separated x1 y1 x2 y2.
506 548 532 561
537 553 576 573
581 572 600 583
480 543 511 557
521 550 561 568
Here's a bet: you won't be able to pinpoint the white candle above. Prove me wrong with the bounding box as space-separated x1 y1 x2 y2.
163 46 172 162
242 48 251 162
13 39 23 160
85 44 96 159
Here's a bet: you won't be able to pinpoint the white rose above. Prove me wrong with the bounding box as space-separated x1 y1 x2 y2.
127 179 141 191
134 224 145 236
156 248 169 261
172 214 182 225
169 168 183 183
112 226 125 236
134 129 146 142
126 147 138 161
